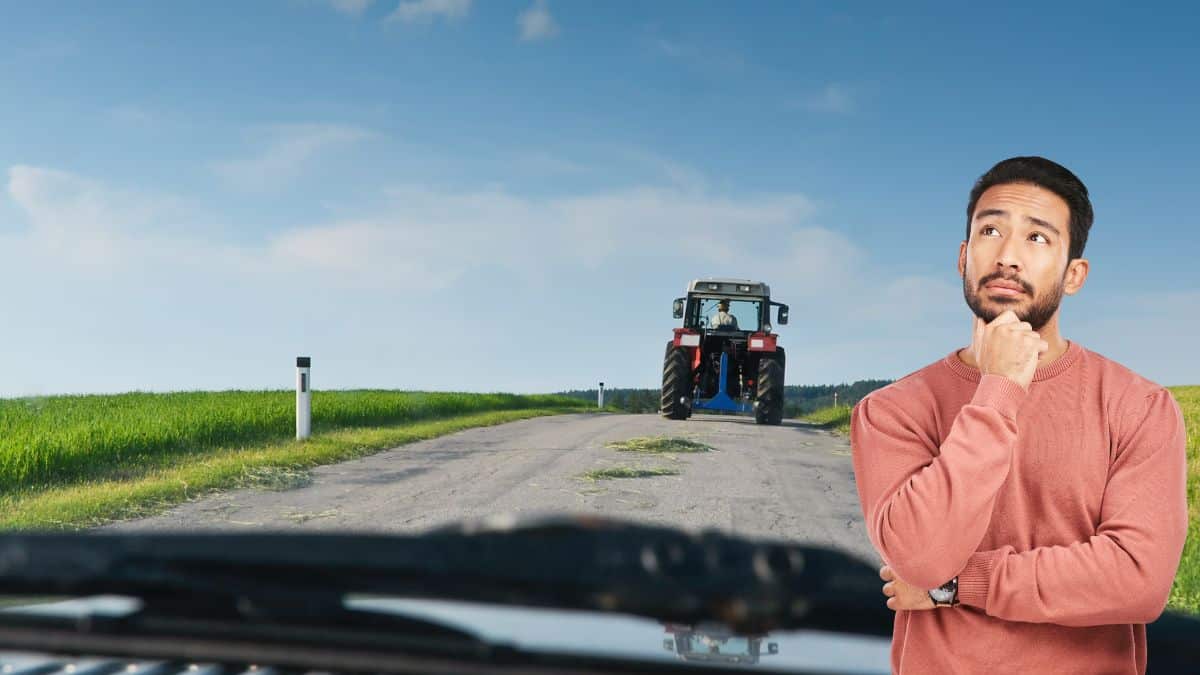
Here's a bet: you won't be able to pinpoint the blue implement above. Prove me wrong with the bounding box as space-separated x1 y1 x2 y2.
692 352 754 413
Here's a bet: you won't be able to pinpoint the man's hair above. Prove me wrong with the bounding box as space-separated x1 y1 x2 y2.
965 156 1093 261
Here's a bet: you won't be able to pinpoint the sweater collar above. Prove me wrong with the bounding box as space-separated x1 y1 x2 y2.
943 339 1082 383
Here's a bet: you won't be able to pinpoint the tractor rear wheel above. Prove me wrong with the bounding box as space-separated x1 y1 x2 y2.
755 352 785 425
661 342 691 420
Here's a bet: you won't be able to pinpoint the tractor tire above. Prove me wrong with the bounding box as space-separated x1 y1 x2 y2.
755 353 785 425
661 342 691 420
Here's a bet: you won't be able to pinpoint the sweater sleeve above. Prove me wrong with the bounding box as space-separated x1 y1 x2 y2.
955 388 1189 626
850 373 1028 589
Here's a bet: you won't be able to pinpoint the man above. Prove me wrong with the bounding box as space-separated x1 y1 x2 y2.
711 299 739 329
850 156 1187 674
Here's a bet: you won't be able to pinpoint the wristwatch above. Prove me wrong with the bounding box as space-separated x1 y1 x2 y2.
929 577 959 608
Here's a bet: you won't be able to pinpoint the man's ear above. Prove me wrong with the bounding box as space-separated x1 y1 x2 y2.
1064 258 1090 295
957 241 967 277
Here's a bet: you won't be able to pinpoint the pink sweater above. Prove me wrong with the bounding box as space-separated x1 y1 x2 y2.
850 340 1188 674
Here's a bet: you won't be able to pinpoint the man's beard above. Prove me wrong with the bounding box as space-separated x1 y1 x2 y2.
963 270 1065 331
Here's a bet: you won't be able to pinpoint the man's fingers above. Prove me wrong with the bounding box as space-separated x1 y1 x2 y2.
997 320 1034 335
886 597 898 611
882 581 895 597
879 565 893 581
991 310 1020 325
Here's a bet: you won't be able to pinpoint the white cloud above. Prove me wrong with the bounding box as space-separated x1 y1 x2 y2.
518 0 559 42
6 161 1195 394
328 0 374 16
2 161 936 314
212 123 372 192
265 184 816 289
4 165 254 277
385 0 471 24
803 83 856 114
8 165 173 266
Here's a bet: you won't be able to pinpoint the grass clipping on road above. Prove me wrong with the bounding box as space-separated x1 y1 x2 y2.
577 435 697 483
605 436 712 454
581 466 680 481
0 390 590 531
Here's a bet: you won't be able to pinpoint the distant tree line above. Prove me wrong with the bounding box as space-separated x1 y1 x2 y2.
781 380 894 415
557 388 662 414
557 379 893 417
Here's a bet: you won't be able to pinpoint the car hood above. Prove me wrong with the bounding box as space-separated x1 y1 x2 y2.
2 595 892 674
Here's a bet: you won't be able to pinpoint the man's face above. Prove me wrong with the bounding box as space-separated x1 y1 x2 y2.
959 182 1079 330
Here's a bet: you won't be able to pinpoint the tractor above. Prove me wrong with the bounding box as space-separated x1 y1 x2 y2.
660 278 789 424
661 622 779 665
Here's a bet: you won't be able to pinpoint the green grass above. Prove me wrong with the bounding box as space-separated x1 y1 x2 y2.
0 390 582 494
802 404 853 434
579 466 680 481
0 407 584 530
1167 385 1199 615
604 436 712 454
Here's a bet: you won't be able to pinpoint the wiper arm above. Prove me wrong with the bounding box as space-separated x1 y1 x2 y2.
0 515 892 636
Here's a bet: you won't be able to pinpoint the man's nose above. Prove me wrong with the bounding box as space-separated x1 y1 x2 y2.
994 237 1023 272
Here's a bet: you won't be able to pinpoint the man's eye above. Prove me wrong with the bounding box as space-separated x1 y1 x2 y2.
981 226 999 236
1030 232 1049 244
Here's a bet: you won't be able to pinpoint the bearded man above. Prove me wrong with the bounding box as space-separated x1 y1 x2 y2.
850 156 1188 674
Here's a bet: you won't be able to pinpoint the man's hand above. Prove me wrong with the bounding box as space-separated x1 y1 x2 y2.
880 564 934 611
970 310 1050 391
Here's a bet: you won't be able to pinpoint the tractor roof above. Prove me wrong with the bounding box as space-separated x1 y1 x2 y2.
687 278 771 298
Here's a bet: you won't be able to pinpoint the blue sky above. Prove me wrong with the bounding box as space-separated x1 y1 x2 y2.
1 1 1197 396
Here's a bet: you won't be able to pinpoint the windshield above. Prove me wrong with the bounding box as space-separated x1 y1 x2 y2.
697 297 762 332
1 4 1197 675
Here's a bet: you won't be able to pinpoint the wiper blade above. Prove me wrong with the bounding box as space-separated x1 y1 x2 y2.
0 515 892 636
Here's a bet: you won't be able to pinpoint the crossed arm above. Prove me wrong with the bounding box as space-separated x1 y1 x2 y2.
851 379 1188 626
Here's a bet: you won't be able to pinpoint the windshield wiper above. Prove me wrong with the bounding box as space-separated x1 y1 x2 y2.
0 515 892 637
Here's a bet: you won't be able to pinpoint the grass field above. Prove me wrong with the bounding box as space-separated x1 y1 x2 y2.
805 385 1200 616
0 390 589 529
801 403 852 434
0 390 582 493
1170 386 1199 615
0 407 581 530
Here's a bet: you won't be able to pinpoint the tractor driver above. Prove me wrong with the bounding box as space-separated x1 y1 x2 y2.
711 299 739 329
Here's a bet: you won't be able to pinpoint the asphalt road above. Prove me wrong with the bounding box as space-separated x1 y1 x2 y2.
106 413 879 564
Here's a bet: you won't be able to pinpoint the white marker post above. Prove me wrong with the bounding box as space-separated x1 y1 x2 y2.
296 356 312 440
598 381 605 409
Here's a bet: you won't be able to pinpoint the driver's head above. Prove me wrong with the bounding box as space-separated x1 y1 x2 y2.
718 299 730 311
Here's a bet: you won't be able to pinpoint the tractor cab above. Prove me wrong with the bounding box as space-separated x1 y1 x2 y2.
661 622 780 665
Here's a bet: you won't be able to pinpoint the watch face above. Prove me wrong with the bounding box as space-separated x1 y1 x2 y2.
930 588 953 603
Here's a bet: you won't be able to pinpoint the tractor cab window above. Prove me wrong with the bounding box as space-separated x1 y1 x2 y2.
699 298 761 332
